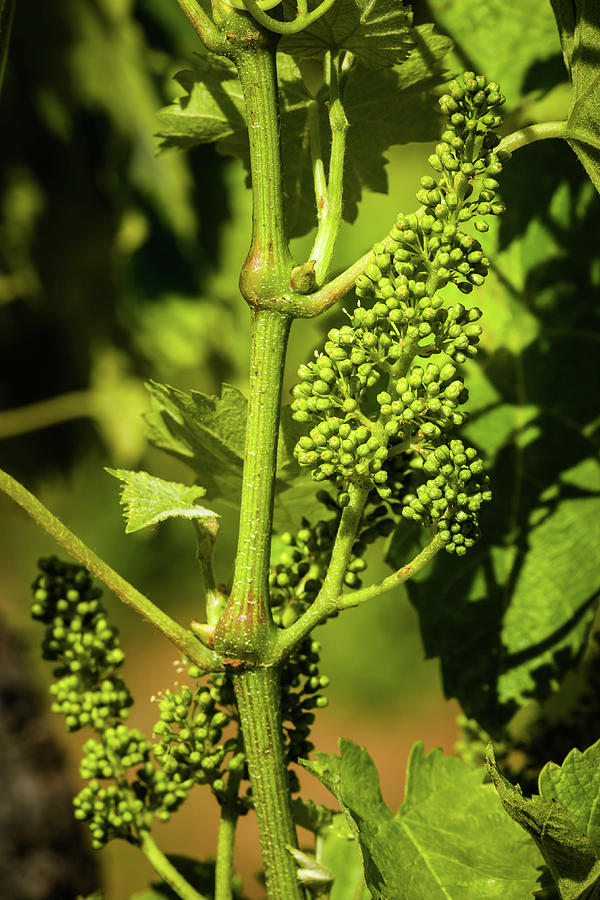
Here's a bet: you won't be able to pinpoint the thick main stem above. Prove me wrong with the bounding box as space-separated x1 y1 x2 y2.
214 308 290 660
234 43 293 303
235 668 304 900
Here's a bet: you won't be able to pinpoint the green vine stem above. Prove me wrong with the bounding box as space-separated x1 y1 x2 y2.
235 668 304 900
214 308 290 661
0 467 221 670
232 36 294 304
175 0 227 53
317 481 370 602
271 533 446 663
310 52 349 285
498 120 568 153
0 390 92 438
140 831 209 900
239 0 337 36
214 774 243 900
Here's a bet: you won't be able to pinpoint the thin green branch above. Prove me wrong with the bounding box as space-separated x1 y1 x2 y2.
0 390 92 439
140 831 209 900
271 532 446 662
0 467 221 670
174 0 227 53
239 0 337 35
307 98 328 236
214 776 242 900
310 52 349 286
498 120 568 154
316 481 369 603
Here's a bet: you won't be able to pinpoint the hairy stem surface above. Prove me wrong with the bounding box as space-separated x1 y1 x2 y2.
214 308 290 660
235 668 304 900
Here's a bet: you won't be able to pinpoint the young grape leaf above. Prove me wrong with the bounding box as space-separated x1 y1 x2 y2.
302 739 542 899
143 380 329 526
487 745 600 900
144 381 247 502
106 468 218 534
550 0 600 194
279 0 413 70
539 740 600 857
156 27 450 237
390 143 600 734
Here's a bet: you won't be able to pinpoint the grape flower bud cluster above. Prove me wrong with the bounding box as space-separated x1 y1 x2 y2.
291 74 505 554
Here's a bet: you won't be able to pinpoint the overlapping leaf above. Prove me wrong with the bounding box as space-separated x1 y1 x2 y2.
488 743 600 899
427 0 562 105
551 0 600 193
106 468 218 534
302 739 542 899
279 0 413 69
156 26 450 236
389 142 600 734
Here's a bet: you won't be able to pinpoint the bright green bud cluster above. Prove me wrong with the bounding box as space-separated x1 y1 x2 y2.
31 557 131 731
80 725 151 780
74 778 147 850
49 673 131 732
152 673 246 806
402 440 491 555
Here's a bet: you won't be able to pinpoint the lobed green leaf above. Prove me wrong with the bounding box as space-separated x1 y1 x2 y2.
303 738 542 899
488 744 600 899
156 27 450 237
279 0 413 70
551 0 600 194
391 143 600 733
106 468 218 534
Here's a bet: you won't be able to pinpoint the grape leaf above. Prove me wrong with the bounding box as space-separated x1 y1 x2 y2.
155 57 245 151
106 468 218 534
156 27 450 237
143 380 330 526
539 740 600 857
302 739 542 899
427 0 562 106
487 745 600 900
144 381 247 502
389 142 600 734
279 0 413 70
550 0 600 194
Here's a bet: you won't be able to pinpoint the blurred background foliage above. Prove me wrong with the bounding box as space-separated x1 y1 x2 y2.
0 0 598 898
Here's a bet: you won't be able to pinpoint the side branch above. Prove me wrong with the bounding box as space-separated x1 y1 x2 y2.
0 467 221 670
175 0 227 53
271 532 446 662
498 121 567 154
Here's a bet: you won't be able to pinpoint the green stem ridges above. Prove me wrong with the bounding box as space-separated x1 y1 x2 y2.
233 38 294 304
235 668 304 900
140 831 209 900
0 467 220 671
214 308 291 660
